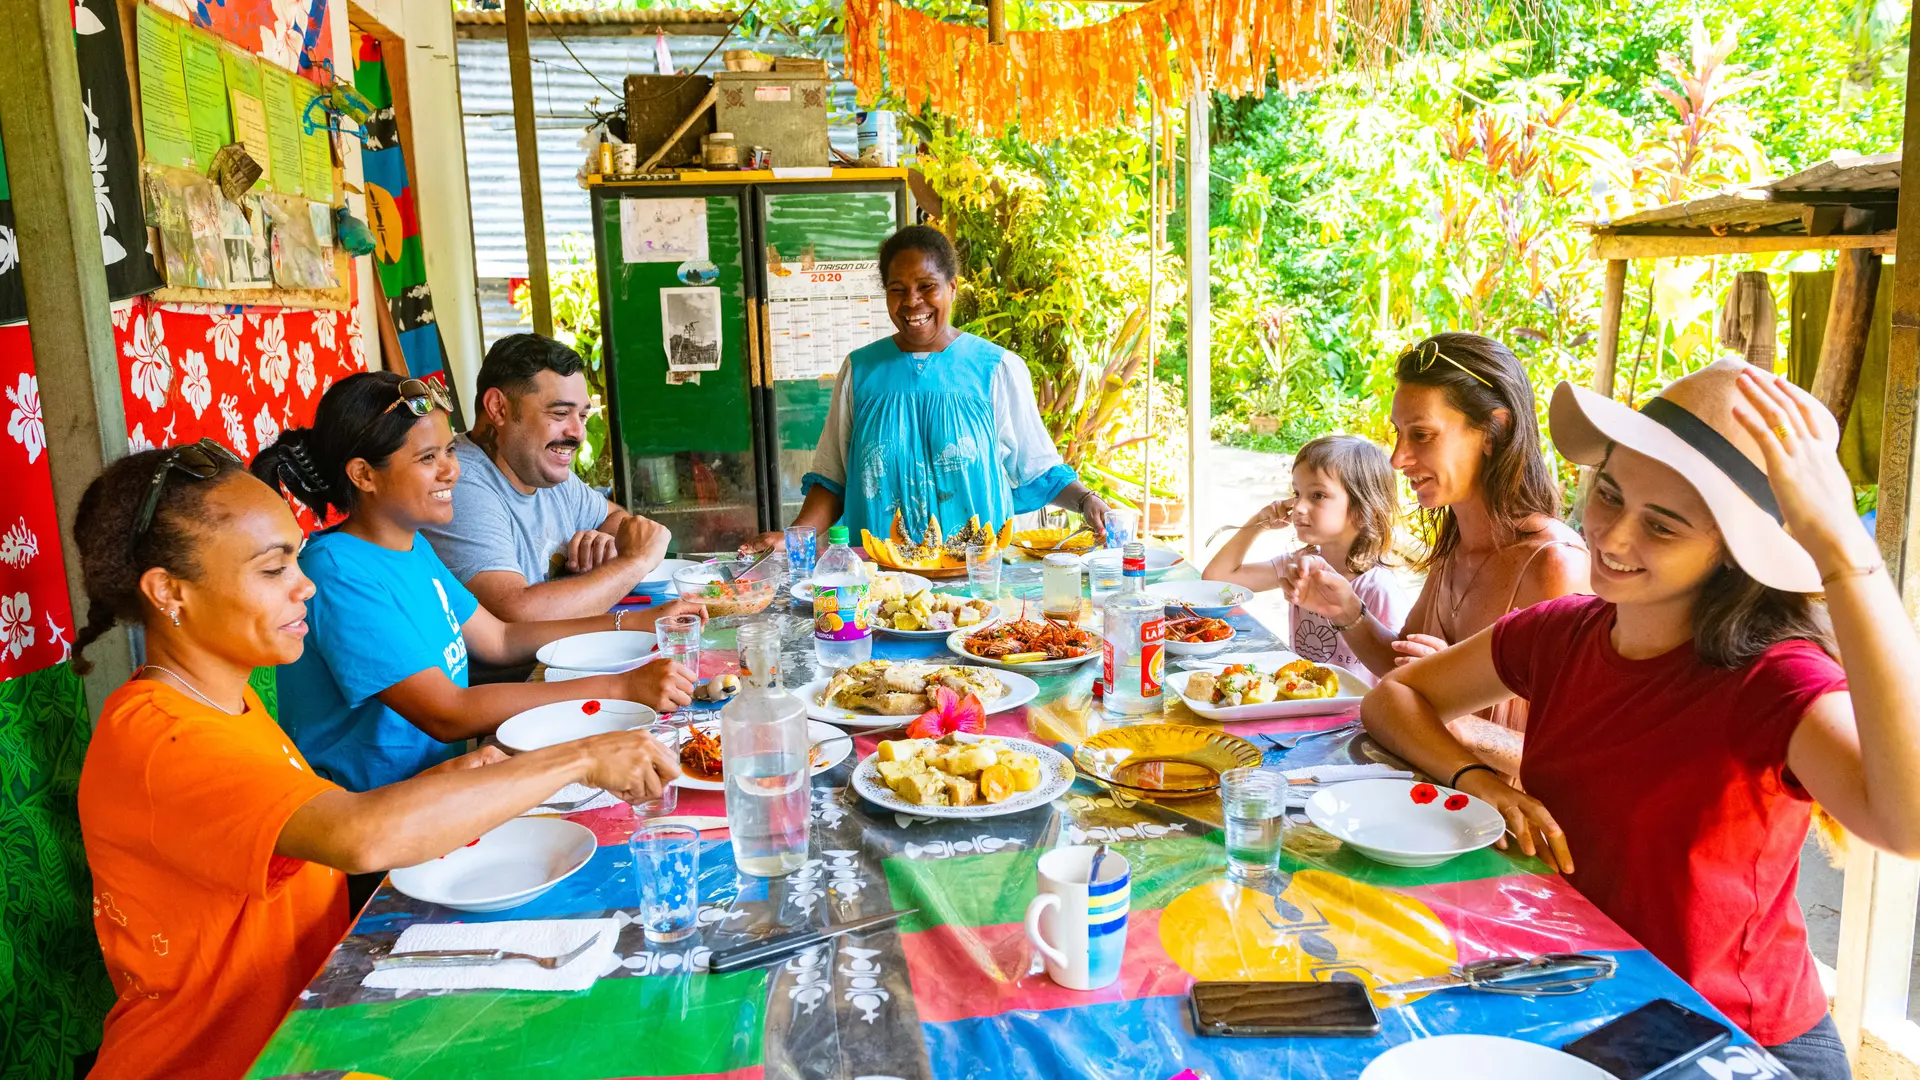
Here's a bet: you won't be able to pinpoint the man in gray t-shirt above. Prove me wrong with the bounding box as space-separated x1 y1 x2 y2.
422 334 699 628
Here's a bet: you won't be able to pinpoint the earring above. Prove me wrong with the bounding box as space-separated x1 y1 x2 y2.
168 609 181 627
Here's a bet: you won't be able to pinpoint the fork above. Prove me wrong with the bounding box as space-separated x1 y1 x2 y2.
372 935 601 970
534 791 605 813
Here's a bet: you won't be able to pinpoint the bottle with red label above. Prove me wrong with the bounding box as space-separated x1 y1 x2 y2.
1102 541 1164 718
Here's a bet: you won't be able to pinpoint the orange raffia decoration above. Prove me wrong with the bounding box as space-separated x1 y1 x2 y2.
845 0 1332 139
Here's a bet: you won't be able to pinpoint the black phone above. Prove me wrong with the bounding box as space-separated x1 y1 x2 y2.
1563 999 1734 1080
1189 980 1381 1038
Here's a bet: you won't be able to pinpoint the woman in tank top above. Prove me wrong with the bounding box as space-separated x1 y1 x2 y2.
1283 333 1588 775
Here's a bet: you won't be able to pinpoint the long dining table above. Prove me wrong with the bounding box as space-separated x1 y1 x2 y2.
247 555 1801 1080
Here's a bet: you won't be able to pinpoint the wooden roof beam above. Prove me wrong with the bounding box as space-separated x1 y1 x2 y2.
1590 229 1897 260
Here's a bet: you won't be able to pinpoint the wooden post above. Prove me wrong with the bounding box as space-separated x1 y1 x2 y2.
1185 87 1209 561
0 0 136 708
1834 23 1920 1069
1812 249 1883 430
505 0 553 336
987 0 1006 44
1594 259 1628 400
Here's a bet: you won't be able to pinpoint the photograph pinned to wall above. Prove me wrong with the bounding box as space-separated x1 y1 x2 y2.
676 259 720 285
309 200 335 247
621 197 708 263
220 195 271 289
660 286 722 371
143 165 224 288
262 193 335 289
183 175 227 290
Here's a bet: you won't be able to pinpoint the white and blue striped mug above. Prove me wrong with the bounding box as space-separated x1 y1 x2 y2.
1024 846 1131 990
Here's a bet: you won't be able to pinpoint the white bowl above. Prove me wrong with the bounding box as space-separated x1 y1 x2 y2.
1162 623 1237 656
536 630 658 673
390 816 597 912
1304 778 1505 867
495 698 658 753
1360 1035 1613 1080
1146 579 1252 617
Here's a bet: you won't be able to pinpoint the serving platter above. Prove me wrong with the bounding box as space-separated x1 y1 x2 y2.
850 733 1076 819
944 618 1101 674
1166 664 1367 722
800 668 1040 729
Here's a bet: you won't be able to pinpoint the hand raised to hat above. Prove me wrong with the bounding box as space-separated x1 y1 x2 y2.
1729 369 1878 571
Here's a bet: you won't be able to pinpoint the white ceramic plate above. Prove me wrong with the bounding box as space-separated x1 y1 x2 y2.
1305 778 1506 868
671 719 853 790
801 668 1040 728
1360 1035 1613 1080
390 816 597 913
944 620 1100 673
495 698 659 753
792 571 933 607
1147 579 1252 616
1166 666 1365 721
535 630 659 673
850 732 1076 819
874 600 1000 639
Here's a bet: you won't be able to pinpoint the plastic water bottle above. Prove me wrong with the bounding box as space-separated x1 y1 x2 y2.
812 525 873 668
1102 542 1164 719
721 623 811 876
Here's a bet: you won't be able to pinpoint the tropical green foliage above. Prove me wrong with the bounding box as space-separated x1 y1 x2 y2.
512 237 615 489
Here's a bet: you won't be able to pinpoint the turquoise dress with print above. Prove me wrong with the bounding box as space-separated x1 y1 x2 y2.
810 333 1072 540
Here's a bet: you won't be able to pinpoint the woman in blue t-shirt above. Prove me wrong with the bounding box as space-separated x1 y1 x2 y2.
253 372 696 792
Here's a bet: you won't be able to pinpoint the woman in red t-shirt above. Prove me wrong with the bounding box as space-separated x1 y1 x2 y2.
1363 360 1920 1079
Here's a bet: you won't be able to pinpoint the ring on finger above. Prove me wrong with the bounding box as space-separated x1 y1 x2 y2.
1772 424 1791 441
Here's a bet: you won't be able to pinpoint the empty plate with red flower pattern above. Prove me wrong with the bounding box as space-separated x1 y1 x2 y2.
1303 778 1505 867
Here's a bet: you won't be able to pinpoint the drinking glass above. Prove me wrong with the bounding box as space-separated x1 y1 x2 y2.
655 614 703 724
1103 506 1139 550
629 823 700 943
628 722 681 819
965 542 1001 600
1220 767 1287 891
1041 553 1082 621
784 525 818 583
1085 552 1125 610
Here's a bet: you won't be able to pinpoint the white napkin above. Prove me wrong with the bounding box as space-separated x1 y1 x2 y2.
521 783 622 816
362 918 619 993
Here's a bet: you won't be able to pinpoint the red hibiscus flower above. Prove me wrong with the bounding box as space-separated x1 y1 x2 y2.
582 700 602 715
1444 793 1469 811
1410 783 1438 805
905 686 987 740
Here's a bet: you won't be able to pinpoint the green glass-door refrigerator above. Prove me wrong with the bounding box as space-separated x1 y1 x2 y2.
591 171 910 552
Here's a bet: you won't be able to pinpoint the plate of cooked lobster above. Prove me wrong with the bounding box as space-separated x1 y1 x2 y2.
947 616 1102 673
1163 608 1238 657
671 719 853 791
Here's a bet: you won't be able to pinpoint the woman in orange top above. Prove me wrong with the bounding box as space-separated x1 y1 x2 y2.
70 441 681 1080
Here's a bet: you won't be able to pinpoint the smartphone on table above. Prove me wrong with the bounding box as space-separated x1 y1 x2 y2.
1189 980 1381 1038
1562 999 1734 1079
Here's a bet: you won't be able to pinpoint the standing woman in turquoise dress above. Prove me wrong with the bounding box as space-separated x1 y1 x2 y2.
749 225 1108 547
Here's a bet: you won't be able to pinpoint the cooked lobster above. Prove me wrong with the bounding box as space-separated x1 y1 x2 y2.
963 618 1097 660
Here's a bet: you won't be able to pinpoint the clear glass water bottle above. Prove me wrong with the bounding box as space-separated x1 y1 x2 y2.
720 623 811 876
812 525 872 668
1102 542 1164 718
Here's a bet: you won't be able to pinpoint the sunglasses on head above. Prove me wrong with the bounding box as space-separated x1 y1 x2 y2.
135 438 244 542
345 377 452 454
1409 339 1494 390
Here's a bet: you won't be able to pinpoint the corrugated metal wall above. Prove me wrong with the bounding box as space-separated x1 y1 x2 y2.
457 31 860 347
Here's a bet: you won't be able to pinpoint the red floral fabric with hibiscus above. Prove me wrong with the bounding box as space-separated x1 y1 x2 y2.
0 325 73 679
0 298 364 681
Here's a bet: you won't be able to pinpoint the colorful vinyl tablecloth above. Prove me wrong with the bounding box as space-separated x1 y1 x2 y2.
248 566 1797 1080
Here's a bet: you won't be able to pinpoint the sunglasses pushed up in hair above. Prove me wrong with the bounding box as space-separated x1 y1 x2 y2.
1407 339 1494 389
135 438 244 542
345 377 453 454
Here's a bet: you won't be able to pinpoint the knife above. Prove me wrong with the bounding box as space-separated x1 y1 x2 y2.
706 908 918 974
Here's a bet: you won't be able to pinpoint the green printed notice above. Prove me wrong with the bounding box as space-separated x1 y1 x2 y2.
180 27 231 166
221 47 262 98
135 5 195 168
261 66 303 194
296 80 334 201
